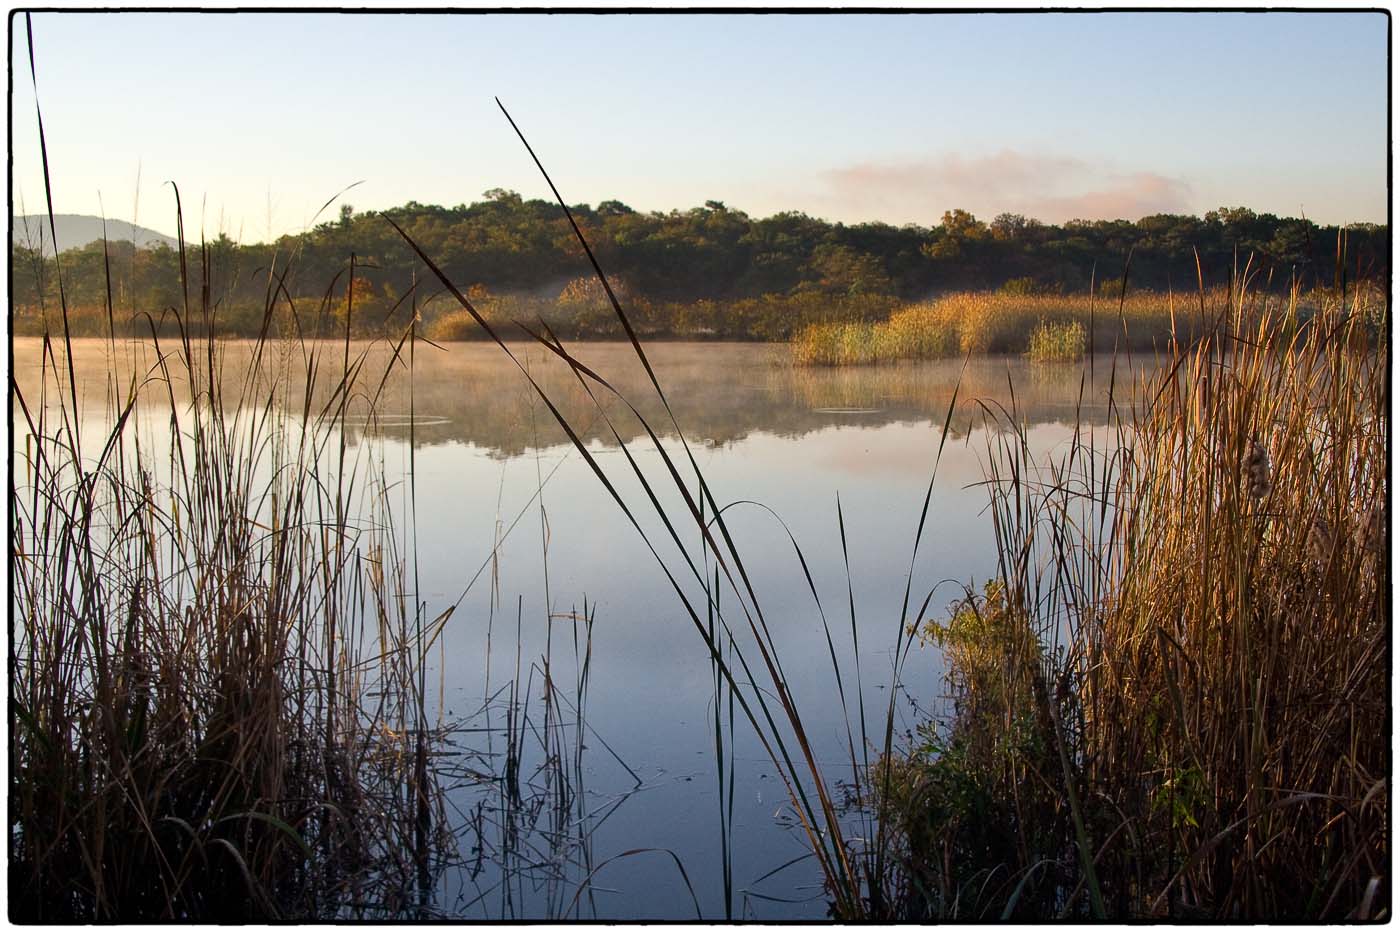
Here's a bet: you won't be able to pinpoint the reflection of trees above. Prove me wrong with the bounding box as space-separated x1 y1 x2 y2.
16 339 1155 460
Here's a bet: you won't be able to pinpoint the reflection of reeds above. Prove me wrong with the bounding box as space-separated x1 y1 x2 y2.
447 597 668 921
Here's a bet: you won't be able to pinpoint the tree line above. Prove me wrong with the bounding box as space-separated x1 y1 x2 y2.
11 190 1387 340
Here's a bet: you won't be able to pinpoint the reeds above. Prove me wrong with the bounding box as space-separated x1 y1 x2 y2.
9 233 453 920
883 280 1388 919
793 289 1228 365
11 24 461 917
1025 319 1087 362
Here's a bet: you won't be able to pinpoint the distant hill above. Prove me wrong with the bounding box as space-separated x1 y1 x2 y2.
12 214 178 256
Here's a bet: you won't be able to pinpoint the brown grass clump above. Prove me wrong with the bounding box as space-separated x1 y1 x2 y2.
10 261 451 920
884 282 1388 920
1083 290 1386 920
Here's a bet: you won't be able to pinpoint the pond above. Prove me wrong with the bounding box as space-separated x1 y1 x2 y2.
12 338 1154 920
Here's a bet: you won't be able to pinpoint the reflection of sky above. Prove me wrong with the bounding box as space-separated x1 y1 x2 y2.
380 415 1101 918
13 338 1141 919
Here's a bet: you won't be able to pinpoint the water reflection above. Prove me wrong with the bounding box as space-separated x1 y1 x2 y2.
14 338 1153 455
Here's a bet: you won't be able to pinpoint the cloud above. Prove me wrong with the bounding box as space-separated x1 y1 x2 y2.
818 150 1191 224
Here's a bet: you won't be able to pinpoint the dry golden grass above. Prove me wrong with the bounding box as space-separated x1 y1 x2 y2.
793 289 1233 365
884 282 1388 919
1073 291 1387 919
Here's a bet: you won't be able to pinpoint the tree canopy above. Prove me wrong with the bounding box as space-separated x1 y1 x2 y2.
12 191 1386 340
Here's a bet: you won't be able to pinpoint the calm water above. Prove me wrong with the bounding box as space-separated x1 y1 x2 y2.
12 338 1151 920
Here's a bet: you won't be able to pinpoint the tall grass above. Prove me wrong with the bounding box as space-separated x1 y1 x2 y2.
794 288 1232 365
1025 319 1087 362
9 230 456 920
882 283 1388 919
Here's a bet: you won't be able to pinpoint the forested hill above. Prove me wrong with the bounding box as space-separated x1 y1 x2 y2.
12 192 1387 338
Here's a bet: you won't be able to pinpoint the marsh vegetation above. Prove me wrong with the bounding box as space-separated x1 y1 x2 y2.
881 289 1388 919
10 303 455 920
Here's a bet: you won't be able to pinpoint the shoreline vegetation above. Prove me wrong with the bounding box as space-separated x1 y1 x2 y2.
12 274 1384 366
12 194 1387 346
791 284 1385 365
11 315 457 919
879 286 1387 919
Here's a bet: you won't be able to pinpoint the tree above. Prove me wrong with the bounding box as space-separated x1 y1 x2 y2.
991 213 1035 241
1267 220 1312 268
482 188 521 204
807 243 893 296
596 199 635 217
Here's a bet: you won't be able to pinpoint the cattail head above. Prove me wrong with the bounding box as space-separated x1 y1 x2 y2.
1244 437 1271 500
1308 517 1335 565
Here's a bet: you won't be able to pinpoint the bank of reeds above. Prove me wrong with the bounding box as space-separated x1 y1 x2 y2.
881 283 1388 919
793 288 1233 365
9 229 453 919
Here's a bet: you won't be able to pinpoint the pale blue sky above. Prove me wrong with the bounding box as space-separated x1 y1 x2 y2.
10 10 1389 241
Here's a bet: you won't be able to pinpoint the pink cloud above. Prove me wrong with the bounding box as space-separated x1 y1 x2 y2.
818 150 1191 224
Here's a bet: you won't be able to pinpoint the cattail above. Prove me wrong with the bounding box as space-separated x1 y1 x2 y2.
1308 517 1335 565
1352 503 1387 556
1244 437 1271 500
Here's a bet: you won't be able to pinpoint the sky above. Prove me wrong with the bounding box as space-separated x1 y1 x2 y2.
10 9 1390 242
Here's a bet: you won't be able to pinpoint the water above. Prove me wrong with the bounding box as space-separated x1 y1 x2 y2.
11 338 1150 920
